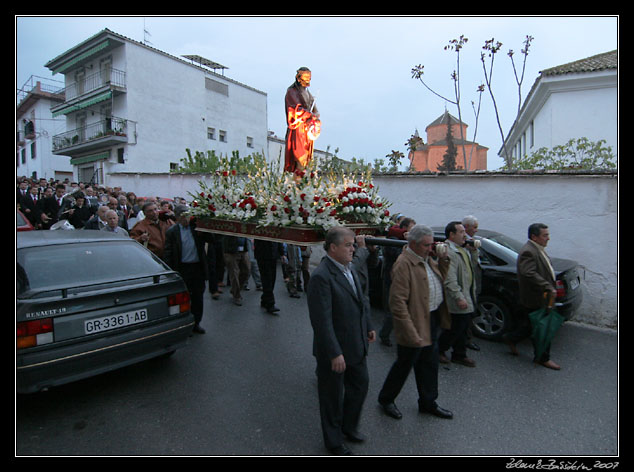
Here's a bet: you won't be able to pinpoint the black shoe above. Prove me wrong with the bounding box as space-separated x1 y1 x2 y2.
192 324 206 334
328 445 353 456
380 402 403 419
266 306 280 315
289 293 300 299
420 404 453 419
343 430 365 443
466 341 481 351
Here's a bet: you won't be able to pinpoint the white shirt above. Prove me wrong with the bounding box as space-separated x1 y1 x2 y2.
326 255 357 296
406 247 444 311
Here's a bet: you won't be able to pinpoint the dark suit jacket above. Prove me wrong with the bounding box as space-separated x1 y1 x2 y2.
163 222 208 279
517 240 556 310
19 194 43 225
307 256 373 366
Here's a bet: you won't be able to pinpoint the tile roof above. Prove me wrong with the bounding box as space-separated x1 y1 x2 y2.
541 50 617 76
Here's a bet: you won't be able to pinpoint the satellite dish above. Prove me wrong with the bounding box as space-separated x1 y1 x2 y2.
50 219 75 230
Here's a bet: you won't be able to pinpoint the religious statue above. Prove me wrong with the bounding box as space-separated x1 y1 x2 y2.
284 67 321 173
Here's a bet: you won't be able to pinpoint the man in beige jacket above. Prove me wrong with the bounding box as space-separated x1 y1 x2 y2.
377 225 453 420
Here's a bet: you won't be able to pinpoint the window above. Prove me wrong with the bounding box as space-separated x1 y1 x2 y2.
31 142 36 160
529 121 534 148
246 136 253 148
117 148 125 164
219 130 227 143
207 127 216 140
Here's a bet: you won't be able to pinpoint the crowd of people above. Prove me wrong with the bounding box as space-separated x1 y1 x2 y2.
18 176 562 455
16 177 313 333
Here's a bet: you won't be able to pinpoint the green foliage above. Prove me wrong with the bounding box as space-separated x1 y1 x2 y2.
173 149 268 174
506 138 617 171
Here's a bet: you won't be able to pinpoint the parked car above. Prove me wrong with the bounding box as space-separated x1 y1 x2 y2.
366 228 583 341
16 209 34 232
16 231 195 393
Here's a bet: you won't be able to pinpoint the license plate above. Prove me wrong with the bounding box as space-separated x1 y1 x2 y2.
569 278 579 291
85 309 148 334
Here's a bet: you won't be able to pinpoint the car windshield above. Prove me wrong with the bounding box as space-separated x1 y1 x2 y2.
17 241 168 296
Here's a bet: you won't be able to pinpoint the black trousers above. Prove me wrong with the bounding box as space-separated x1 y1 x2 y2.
315 356 369 450
378 309 440 411
505 305 551 362
178 263 205 324
438 312 473 360
256 257 277 309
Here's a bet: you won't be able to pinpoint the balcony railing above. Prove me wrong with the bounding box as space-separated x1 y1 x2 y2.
52 116 127 152
63 67 126 101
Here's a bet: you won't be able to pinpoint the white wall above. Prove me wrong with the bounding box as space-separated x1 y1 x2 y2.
109 171 618 329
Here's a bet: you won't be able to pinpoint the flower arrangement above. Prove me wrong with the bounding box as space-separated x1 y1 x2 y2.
189 158 391 233
334 178 391 226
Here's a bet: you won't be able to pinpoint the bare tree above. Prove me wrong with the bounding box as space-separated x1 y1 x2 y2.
412 35 472 171
481 35 534 169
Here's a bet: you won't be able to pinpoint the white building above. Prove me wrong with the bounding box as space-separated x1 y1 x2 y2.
44 29 268 186
501 50 617 163
16 76 72 181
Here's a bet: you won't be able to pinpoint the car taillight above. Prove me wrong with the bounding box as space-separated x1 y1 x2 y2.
556 280 566 298
17 318 54 349
168 291 191 315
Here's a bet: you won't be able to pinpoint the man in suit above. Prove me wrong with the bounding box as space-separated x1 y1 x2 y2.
504 223 560 370
20 185 45 228
164 205 208 334
307 227 376 455
378 225 453 421
438 221 479 367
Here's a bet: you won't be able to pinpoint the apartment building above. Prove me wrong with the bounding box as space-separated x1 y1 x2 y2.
16 75 71 181
44 28 268 186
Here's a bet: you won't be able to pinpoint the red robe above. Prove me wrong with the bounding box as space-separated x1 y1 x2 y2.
284 82 320 172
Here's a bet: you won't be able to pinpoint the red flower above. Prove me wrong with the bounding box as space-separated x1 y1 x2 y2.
270 205 277 211
192 201 199 207
329 209 337 216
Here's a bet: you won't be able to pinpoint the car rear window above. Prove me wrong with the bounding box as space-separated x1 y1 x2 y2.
17 241 168 296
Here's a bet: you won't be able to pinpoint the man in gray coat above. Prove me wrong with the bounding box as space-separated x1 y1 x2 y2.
307 227 376 455
504 223 560 370
438 221 478 367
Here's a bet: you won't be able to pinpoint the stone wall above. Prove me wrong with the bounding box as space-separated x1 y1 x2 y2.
110 171 618 329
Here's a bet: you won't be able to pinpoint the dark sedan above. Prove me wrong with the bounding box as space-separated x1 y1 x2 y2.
366 228 583 341
16 231 195 394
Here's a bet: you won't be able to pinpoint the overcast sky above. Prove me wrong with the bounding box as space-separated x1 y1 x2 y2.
15 15 618 170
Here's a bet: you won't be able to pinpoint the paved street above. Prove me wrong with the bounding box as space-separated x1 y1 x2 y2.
16 265 618 457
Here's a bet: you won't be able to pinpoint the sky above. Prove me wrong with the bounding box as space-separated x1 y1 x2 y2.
15 15 618 171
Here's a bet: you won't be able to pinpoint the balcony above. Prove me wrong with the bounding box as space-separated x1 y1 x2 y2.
51 67 126 118
52 116 128 156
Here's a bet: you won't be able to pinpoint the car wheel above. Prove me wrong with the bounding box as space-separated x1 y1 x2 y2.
472 295 509 341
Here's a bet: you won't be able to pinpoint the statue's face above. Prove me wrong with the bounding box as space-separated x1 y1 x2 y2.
297 71 311 87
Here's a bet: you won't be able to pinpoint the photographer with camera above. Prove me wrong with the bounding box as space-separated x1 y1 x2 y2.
438 221 479 368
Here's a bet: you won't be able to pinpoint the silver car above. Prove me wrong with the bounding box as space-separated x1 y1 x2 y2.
17 231 195 393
